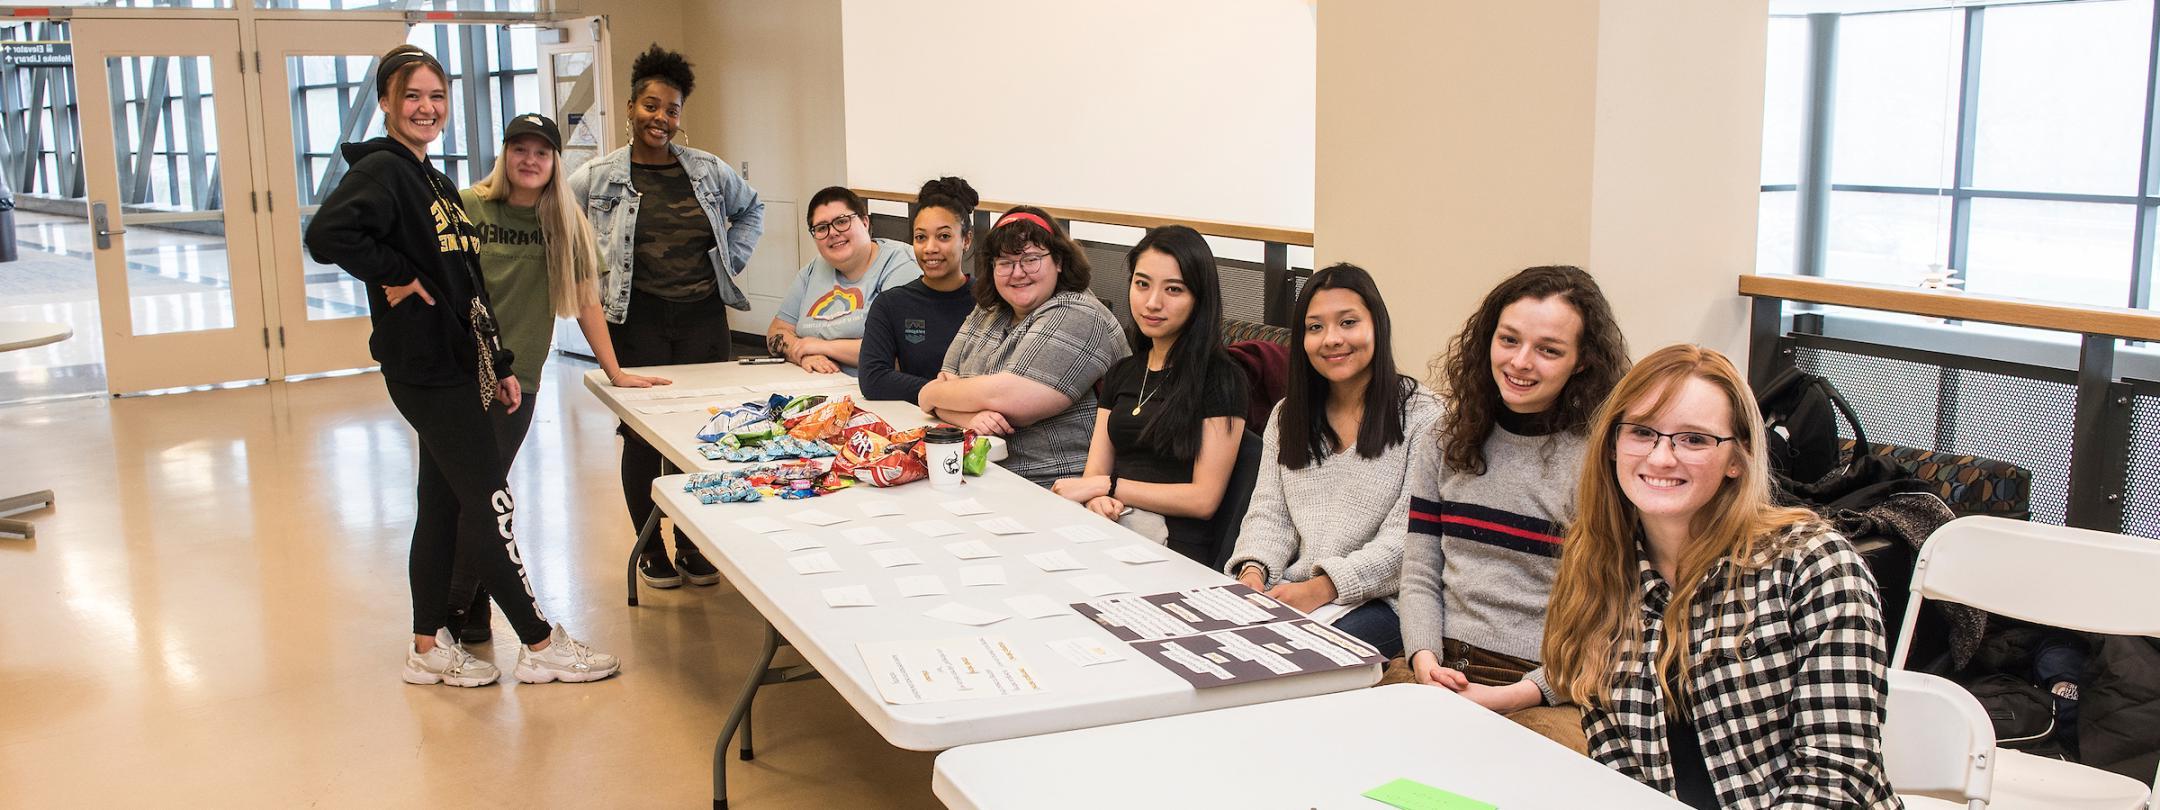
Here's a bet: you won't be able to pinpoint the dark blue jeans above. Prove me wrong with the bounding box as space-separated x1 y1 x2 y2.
1331 599 1403 659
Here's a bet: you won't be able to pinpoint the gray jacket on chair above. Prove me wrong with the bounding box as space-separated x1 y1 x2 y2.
566 141 765 322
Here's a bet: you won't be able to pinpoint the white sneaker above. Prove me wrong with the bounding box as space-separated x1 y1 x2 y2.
404 628 500 687
515 624 621 684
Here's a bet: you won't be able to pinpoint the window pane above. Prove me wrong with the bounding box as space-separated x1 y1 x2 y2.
1831 9 1962 188
1825 191 1951 284
1758 190 1798 275
1971 0 2150 195
1965 199 2133 307
1763 17 1809 186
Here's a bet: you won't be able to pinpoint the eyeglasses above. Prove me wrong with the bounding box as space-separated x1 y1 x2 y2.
808 213 861 239
1614 422 1736 459
993 251 1052 276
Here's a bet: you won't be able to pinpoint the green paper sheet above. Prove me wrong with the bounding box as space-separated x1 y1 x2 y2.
1362 777 1497 810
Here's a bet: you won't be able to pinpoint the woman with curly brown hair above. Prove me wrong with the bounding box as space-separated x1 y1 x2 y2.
1395 265 1628 750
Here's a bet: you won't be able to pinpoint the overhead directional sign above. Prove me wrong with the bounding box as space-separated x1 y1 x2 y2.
1 41 71 68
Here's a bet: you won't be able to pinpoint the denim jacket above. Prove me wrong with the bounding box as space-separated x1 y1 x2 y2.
567 142 765 323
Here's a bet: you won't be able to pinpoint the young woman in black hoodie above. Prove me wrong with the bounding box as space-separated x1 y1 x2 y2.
305 44 616 687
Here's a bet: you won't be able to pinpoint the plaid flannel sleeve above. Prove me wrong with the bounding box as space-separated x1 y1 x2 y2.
1766 537 1899 809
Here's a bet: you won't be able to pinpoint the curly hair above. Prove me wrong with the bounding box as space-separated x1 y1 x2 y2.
630 44 695 100
968 206 1091 314
916 176 979 236
1431 265 1628 474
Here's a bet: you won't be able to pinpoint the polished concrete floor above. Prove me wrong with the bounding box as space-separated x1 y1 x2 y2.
0 356 940 808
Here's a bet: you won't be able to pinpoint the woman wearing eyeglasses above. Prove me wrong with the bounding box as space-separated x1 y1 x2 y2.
918 206 1127 486
1543 345 1897 809
766 186 920 375
1395 265 1627 752
567 45 764 590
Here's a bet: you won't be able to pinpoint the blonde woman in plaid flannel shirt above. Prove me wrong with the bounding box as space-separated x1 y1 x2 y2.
1543 345 1899 809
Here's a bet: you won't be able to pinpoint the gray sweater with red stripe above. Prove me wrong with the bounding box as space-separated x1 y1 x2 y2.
1399 413 1586 704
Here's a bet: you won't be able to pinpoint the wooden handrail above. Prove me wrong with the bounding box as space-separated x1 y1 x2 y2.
1739 273 2160 342
852 188 1314 247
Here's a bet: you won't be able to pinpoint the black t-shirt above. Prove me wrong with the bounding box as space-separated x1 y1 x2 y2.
1665 670 1720 809
858 277 978 403
1100 353 1247 548
630 160 718 302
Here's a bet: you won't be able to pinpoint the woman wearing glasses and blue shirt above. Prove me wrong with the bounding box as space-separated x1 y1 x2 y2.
919 207 1127 486
766 186 920 375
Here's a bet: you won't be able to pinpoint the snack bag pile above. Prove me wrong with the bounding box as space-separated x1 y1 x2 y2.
831 421 994 487
682 459 854 504
682 390 995 498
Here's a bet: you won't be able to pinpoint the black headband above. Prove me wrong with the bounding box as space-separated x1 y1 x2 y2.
375 47 444 99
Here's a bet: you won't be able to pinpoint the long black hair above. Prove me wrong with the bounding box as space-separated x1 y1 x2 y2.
1278 263 1415 469
1124 226 1237 461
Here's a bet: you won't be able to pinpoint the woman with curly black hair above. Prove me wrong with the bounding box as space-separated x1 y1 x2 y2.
859 176 980 403
567 44 765 591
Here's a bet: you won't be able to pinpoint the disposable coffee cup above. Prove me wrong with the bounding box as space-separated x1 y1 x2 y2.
924 426 966 489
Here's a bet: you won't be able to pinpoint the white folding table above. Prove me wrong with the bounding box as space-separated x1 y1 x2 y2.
932 683 1689 809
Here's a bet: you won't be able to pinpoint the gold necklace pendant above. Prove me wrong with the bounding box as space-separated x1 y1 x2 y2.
1131 403 1143 416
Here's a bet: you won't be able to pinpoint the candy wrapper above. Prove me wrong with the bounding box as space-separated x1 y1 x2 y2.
701 436 836 462
785 396 858 441
963 437 991 476
777 394 828 422
693 394 793 443
717 419 788 450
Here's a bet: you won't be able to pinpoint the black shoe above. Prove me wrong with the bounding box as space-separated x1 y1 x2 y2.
639 553 683 589
677 548 722 587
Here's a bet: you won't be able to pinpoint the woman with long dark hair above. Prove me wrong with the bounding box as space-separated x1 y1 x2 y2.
567 44 764 591
1395 265 1627 751
306 44 616 686
917 206 1127 485
1544 345 1897 808
859 176 979 403
1223 264 1439 658
1050 225 1246 563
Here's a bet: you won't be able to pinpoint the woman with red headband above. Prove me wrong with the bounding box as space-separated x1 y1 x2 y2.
918 206 1127 486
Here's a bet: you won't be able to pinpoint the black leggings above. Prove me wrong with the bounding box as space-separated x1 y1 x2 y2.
445 394 538 628
608 289 731 558
387 380 551 645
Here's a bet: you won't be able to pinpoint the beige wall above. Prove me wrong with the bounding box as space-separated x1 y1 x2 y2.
1316 0 1766 375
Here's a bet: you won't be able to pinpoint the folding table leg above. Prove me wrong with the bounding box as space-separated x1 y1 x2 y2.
714 624 782 810
0 489 54 540
740 696 755 760
626 506 660 607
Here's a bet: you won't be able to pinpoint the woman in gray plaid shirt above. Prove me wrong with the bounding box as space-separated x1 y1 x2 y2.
1543 345 1899 809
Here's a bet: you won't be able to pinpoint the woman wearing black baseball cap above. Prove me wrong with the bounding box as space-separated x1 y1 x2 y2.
305 45 617 687
443 113 666 645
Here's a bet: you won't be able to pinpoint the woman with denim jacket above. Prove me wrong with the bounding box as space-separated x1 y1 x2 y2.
566 45 765 591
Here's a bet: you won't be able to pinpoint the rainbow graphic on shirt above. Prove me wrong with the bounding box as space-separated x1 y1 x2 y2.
807 285 865 321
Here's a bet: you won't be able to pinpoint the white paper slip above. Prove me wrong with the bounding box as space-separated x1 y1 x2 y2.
909 519 964 538
925 602 1010 626
789 508 849 527
787 552 841 575
944 540 1002 560
870 548 925 568
842 526 899 546
1304 602 1352 626
977 517 1035 536
939 498 993 516
1105 544 1170 564
858 636 1044 705
1068 574 1132 597
1026 550 1087 572
858 500 906 518
769 532 825 552
822 585 876 607
896 575 949 598
1004 594 1071 619
1053 524 1112 543
633 402 710 414
959 565 1008 587
734 516 790 534
617 384 748 402
1046 637 1128 667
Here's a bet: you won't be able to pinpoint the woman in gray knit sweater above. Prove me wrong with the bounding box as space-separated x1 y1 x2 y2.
1398 266 1628 751
1225 264 1439 659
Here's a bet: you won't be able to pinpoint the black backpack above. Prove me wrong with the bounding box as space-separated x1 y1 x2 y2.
1757 366 1869 486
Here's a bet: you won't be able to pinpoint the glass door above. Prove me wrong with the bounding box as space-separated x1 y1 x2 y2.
252 19 408 378
70 18 269 394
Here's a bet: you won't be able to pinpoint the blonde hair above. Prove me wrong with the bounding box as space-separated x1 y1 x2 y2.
1541 344 1819 710
469 145 601 317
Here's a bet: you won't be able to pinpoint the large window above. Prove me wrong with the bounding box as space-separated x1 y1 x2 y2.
1761 0 2160 310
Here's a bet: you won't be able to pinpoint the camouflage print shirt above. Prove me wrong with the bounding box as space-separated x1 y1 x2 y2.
629 160 718 302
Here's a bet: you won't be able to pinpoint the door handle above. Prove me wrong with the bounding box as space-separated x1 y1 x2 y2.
92 201 127 250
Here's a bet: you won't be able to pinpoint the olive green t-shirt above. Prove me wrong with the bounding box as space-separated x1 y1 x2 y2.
460 189 553 390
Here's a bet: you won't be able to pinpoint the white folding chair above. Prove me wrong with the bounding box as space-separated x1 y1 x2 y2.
1887 669 1995 809
1891 516 2160 810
